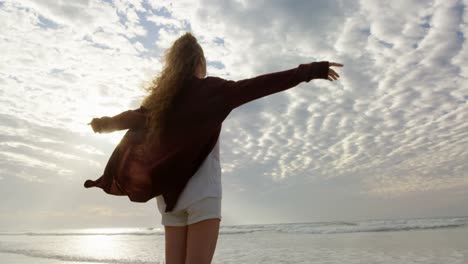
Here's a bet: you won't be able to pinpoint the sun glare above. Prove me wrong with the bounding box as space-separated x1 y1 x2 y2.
72 229 122 258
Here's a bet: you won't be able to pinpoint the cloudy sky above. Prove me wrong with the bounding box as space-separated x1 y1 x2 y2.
0 0 467 231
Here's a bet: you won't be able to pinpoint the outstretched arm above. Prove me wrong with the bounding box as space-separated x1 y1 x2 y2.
88 106 149 133
208 61 342 110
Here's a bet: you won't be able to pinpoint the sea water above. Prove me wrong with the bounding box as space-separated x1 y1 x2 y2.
0 216 467 263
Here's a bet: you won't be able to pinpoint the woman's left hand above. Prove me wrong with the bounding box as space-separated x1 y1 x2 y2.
327 62 343 81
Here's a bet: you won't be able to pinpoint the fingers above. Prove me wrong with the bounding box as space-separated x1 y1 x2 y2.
88 118 100 133
328 69 340 81
327 62 343 81
329 68 339 78
329 62 344 67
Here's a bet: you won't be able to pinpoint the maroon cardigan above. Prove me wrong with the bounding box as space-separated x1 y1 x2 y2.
84 61 329 212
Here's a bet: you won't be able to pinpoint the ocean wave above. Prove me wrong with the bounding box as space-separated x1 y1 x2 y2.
0 230 165 236
0 248 158 264
1 217 466 236
296 222 468 234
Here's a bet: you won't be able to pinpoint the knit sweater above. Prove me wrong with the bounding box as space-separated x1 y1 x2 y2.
84 61 329 212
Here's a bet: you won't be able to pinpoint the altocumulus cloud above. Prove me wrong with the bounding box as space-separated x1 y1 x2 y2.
0 0 467 229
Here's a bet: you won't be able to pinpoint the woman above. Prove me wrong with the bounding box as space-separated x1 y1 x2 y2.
88 32 342 264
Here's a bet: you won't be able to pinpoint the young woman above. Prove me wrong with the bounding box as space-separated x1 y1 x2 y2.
87 32 342 264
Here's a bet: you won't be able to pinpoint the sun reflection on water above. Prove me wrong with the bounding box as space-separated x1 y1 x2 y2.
70 228 125 260
49 227 165 262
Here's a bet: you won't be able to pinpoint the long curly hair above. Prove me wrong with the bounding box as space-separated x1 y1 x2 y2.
140 32 205 151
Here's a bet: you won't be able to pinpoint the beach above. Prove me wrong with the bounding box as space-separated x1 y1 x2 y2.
0 217 467 263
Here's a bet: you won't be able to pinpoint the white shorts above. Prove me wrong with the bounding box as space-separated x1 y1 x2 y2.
157 196 222 226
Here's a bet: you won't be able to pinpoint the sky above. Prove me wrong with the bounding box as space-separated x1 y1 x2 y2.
0 0 467 231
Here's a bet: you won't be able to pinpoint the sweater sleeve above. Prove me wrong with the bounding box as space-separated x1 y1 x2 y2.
98 106 149 133
209 61 329 110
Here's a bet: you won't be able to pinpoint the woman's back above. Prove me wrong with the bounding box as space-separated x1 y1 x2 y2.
85 61 331 212
156 138 221 212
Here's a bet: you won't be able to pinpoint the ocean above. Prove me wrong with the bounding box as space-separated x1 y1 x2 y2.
0 216 467 263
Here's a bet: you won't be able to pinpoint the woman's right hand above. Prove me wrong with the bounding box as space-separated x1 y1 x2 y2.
327 62 344 81
88 118 104 133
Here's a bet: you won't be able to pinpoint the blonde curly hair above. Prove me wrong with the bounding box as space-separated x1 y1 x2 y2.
140 32 205 151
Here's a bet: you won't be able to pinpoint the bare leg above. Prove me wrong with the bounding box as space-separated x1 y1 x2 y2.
185 218 220 264
164 225 188 264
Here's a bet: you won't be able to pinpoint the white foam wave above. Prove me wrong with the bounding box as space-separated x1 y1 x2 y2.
0 247 156 264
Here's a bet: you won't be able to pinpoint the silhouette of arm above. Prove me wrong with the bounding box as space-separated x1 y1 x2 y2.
208 61 329 110
94 106 149 133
